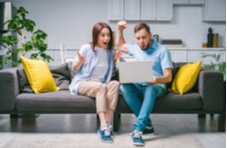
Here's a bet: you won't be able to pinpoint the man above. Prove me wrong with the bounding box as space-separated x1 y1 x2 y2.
116 21 173 146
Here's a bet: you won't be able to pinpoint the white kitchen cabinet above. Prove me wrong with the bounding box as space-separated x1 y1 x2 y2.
203 0 226 22
173 0 204 5
141 0 173 21
108 0 173 21
108 0 124 20
141 0 156 20
169 49 187 62
156 0 173 21
124 0 140 20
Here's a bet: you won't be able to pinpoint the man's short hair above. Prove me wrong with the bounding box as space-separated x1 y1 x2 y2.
134 23 151 34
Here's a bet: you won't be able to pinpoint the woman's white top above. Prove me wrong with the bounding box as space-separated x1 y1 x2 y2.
89 47 108 82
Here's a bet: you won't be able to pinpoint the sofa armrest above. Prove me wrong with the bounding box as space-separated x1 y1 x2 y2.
0 68 20 111
198 70 224 112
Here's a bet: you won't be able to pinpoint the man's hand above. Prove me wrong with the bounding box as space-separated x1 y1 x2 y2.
118 21 127 30
147 68 172 84
146 77 158 84
116 21 128 53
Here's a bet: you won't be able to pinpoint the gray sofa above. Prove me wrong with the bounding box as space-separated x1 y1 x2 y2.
0 63 225 132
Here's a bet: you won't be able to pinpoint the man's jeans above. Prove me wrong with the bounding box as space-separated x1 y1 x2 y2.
120 83 166 132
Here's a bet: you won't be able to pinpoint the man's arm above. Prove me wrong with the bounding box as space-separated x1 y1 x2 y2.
148 68 172 84
115 21 128 53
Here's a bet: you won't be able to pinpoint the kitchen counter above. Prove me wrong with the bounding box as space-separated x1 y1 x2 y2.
168 47 226 51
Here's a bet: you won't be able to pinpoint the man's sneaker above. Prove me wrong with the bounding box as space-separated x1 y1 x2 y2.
143 127 154 135
97 127 113 143
107 123 114 138
131 130 144 146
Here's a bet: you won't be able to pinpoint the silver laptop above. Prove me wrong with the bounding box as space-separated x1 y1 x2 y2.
117 61 153 83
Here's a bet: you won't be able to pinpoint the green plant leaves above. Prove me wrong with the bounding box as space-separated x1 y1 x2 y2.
0 36 18 46
24 19 35 32
0 6 53 67
33 30 47 40
16 7 29 17
201 52 226 80
24 41 34 52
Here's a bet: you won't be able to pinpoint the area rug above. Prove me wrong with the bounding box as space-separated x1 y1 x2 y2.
4 133 203 148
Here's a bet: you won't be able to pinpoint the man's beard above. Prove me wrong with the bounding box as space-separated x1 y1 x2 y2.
141 40 152 50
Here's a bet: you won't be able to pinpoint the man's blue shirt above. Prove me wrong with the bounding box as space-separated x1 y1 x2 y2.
127 38 173 89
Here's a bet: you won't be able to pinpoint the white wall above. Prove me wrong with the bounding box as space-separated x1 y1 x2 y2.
0 0 226 49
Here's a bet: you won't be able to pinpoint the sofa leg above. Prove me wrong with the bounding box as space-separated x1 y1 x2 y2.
113 112 120 132
10 114 19 118
198 114 206 118
96 115 100 130
218 113 226 132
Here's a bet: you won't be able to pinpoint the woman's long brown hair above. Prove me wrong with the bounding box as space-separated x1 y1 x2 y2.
91 22 114 52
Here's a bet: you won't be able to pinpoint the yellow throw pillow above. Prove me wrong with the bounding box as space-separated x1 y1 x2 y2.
171 60 202 94
21 56 59 94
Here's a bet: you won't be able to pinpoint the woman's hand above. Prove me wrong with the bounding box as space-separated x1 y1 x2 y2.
77 52 86 63
73 52 86 70
114 48 122 62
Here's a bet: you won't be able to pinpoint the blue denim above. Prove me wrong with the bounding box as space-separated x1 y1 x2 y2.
120 83 166 132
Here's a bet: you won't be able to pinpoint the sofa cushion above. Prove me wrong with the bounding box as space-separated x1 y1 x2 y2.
21 56 59 94
49 63 72 90
170 60 202 94
166 62 188 91
15 90 96 113
117 92 202 113
17 68 34 93
18 63 71 93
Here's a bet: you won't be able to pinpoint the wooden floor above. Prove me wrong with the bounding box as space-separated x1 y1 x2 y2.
0 113 225 147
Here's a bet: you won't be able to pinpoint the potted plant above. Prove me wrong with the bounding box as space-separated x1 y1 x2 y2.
0 6 53 67
201 53 226 80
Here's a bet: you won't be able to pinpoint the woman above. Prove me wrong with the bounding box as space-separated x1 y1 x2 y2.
69 22 120 143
